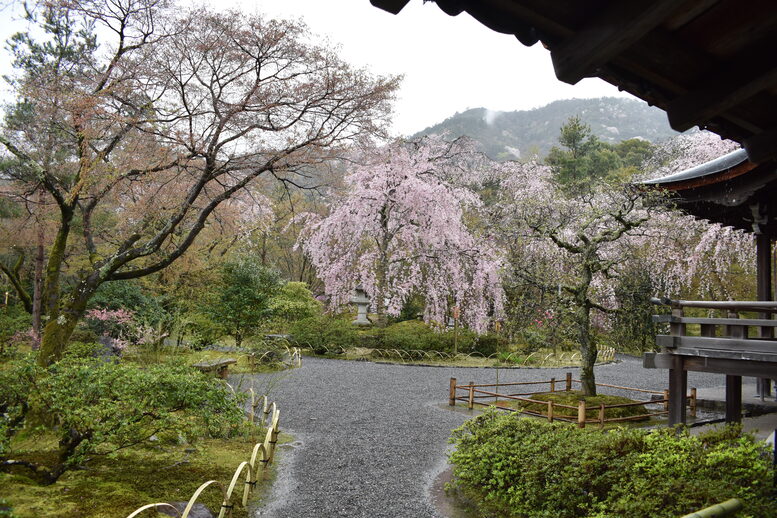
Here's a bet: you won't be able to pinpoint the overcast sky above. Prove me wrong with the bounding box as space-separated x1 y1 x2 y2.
0 0 637 136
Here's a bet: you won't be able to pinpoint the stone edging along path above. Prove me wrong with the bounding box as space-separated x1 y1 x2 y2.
241 356 723 518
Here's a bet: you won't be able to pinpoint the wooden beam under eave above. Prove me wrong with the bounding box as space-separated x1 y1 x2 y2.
667 61 777 132
549 0 681 85
369 0 411 15
743 126 777 164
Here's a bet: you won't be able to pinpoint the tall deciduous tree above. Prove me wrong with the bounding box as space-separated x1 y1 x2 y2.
493 131 753 394
297 136 503 332
493 160 656 395
0 0 398 366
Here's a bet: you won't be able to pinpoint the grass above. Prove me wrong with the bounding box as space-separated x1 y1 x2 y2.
492 390 650 421
0 430 287 518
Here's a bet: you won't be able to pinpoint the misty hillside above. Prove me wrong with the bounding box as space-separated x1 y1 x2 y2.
411 97 683 160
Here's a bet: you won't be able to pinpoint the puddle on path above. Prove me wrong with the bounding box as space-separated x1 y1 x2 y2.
252 435 303 517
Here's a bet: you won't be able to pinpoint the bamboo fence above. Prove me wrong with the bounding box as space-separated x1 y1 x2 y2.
449 373 697 428
311 343 616 366
125 389 281 518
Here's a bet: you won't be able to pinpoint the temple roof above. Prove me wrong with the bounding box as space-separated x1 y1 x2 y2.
641 150 777 238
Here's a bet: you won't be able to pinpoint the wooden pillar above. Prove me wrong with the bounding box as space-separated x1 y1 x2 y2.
449 377 457 406
726 375 742 423
668 355 687 425
756 233 773 399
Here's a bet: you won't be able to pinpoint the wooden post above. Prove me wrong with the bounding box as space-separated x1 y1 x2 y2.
449 377 457 406
669 304 685 337
599 403 606 429
669 355 687 425
565 372 572 392
548 401 554 423
550 377 556 393
662 389 669 411
756 233 773 400
690 387 697 418
725 375 742 423
467 381 474 410
577 400 586 428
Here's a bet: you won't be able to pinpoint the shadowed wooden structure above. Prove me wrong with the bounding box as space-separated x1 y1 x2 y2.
371 0 777 164
641 151 777 424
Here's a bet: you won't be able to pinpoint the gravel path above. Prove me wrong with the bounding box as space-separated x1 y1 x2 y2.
239 355 723 518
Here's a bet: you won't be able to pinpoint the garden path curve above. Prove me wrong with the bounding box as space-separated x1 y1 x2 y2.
240 355 722 518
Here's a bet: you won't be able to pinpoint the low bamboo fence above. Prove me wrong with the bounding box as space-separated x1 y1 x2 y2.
126 389 281 518
310 343 616 367
449 373 697 428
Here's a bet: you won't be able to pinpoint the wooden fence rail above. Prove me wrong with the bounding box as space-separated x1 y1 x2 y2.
125 392 281 518
449 373 696 428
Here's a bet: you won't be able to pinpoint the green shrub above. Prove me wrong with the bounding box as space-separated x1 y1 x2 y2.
374 320 476 352
289 314 358 353
470 333 508 356
0 355 244 484
269 282 322 322
68 324 99 345
0 305 31 356
448 411 775 518
186 311 225 350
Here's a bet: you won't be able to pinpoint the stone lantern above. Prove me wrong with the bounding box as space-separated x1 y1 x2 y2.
350 285 372 326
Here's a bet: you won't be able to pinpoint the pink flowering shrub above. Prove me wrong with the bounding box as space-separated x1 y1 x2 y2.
85 307 136 341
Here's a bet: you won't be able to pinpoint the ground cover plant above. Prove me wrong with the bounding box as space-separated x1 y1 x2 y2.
448 411 775 518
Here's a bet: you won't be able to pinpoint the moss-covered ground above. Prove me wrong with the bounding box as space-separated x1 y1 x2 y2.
124 346 288 375
0 430 287 518
490 390 651 422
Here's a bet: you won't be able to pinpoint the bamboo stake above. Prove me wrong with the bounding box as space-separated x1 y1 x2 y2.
219 461 251 518
578 400 586 428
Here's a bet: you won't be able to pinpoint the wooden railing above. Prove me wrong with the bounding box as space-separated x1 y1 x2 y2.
448 374 696 428
650 298 777 361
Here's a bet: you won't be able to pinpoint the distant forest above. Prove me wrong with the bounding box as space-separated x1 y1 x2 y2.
411 97 685 160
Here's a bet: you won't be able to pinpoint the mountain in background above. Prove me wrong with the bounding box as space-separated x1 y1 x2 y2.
410 97 683 160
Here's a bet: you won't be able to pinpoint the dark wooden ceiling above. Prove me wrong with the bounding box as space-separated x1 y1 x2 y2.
371 0 777 164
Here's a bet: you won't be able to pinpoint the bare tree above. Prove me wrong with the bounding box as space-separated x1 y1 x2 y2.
0 0 398 366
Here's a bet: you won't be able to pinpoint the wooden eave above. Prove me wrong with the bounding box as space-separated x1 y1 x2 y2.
370 0 777 163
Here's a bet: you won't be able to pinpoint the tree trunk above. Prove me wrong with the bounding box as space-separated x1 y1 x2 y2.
37 274 99 367
577 262 598 396
374 204 390 328
32 189 45 348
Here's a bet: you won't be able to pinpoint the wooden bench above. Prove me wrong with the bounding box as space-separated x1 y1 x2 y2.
192 358 237 379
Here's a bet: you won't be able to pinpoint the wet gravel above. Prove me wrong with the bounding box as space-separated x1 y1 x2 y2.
239 354 723 518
